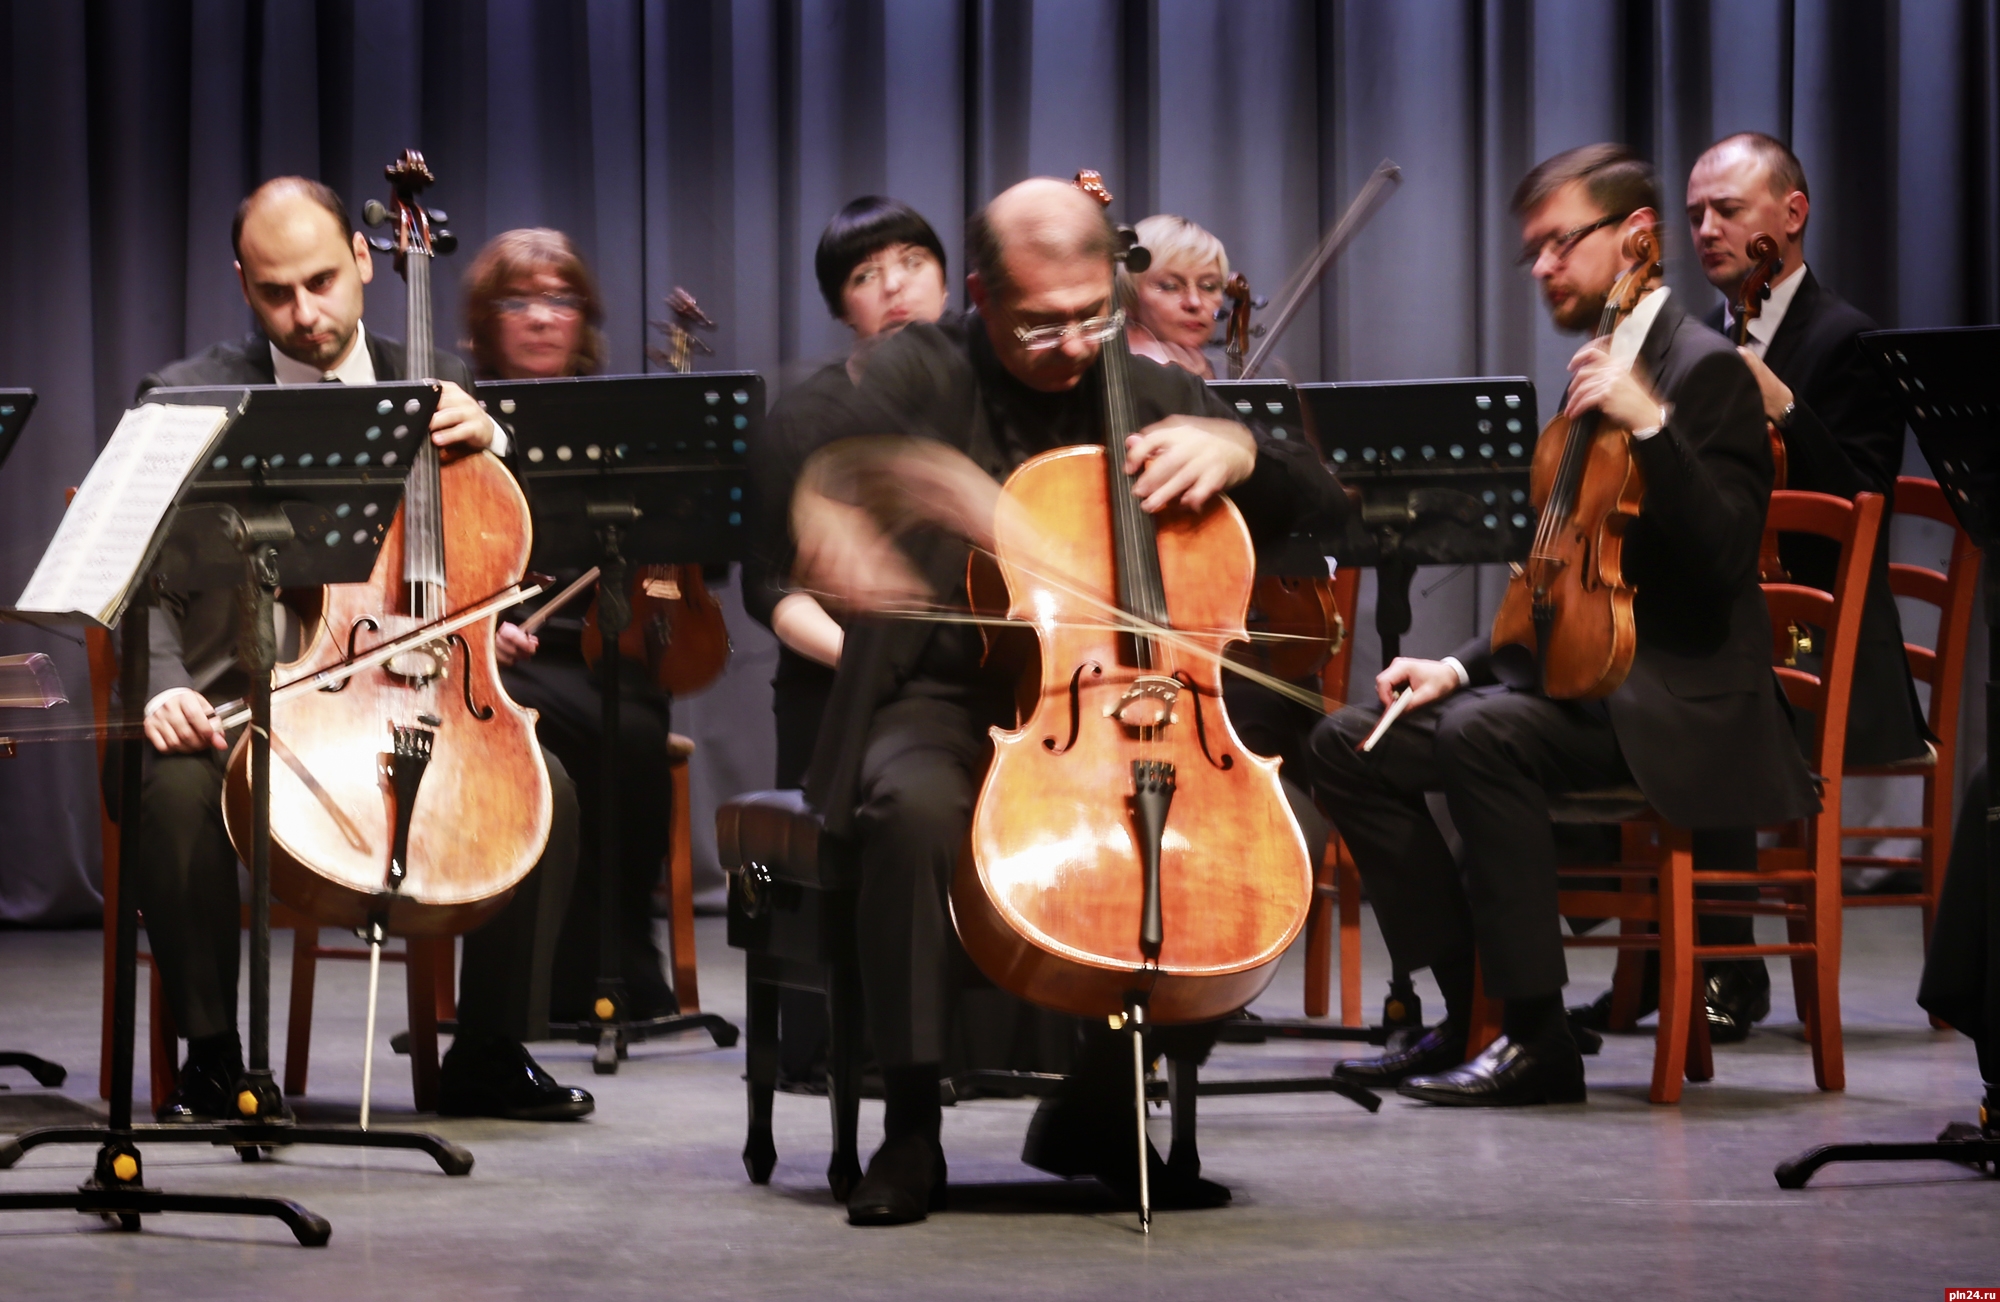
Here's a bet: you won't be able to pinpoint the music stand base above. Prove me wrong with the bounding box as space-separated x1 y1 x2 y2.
0 1121 472 1176
0 1183 331 1246
1775 1120 2000 1188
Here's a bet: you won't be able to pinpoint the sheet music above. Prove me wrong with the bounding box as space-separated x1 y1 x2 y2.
14 402 231 625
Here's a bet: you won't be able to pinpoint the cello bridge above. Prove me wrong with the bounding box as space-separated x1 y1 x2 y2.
1105 675 1181 730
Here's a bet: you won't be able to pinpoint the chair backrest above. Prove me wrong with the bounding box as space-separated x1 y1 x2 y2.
1885 477 1981 755
1763 490 1885 781
1318 566 1363 709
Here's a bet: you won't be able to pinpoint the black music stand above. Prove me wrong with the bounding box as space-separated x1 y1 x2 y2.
0 384 475 1247
1208 377 1538 1048
483 372 750 1072
1776 327 2000 1187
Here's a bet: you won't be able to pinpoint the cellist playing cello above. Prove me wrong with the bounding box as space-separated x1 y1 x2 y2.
786 177 1344 1225
130 177 593 1124
1303 145 1817 1108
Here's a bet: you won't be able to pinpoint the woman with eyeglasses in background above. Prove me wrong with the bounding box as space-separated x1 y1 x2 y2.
465 228 684 1027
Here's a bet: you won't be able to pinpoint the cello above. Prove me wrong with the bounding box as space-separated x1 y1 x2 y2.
952 175 1312 1027
1489 226 1658 699
223 150 554 938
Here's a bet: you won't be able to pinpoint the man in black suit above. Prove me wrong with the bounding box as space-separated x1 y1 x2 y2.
788 178 1345 1222
131 176 592 1123
1568 134 1935 1044
1303 145 1819 1106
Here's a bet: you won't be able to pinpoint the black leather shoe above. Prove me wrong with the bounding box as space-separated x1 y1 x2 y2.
1703 962 1771 1044
846 1131 946 1226
1332 1021 1466 1088
155 1060 234 1123
1398 1034 1586 1107
437 1038 594 1121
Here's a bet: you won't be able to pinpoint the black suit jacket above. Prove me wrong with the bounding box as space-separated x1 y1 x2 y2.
1705 271 1931 765
133 329 476 704
1462 294 1820 828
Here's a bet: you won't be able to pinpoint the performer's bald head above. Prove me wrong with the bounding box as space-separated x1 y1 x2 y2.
966 178 1121 392
231 176 374 371
968 177 1117 293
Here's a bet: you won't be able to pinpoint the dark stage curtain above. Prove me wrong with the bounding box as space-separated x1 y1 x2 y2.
1 0 1995 922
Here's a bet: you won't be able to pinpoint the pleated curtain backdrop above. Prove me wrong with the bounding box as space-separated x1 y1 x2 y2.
1 0 1995 921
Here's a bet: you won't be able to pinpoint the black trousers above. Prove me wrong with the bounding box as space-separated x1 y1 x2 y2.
1303 689 1635 1000
128 743 579 1047
1920 761 1999 1082
849 688 1008 1068
502 649 675 1017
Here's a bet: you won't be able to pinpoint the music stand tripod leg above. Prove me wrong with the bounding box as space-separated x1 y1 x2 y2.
592 529 631 1074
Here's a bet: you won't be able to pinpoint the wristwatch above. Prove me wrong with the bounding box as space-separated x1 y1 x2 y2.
1776 400 1797 430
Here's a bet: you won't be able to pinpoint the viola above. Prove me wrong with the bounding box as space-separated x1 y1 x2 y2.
1488 227 1658 699
222 150 554 936
575 289 732 696
1735 232 1791 582
951 172 1312 1024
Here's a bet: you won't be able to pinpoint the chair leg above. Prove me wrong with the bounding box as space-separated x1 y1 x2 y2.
1608 823 1654 1032
666 757 702 1014
1337 846 1363 1028
1650 831 1694 1104
742 974 780 1186
1464 963 1502 1059
1303 846 1334 1019
1807 831 1846 1093
404 937 442 1112
147 959 179 1114
1684 963 1714 1082
283 924 319 1097
825 962 866 1203
431 935 457 1022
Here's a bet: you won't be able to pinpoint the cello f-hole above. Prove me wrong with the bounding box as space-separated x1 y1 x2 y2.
1044 661 1101 754
448 635 494 720
1175 672 1235 772
327 616 383 693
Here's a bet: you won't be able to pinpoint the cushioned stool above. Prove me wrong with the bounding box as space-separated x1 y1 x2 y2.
715 789 865 1200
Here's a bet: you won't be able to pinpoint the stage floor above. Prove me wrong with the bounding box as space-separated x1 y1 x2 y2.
0 904 1990 1300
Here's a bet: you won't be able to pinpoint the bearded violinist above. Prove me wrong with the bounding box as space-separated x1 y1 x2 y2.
1305 145 1817 1107
787 178 1345 1224
128 178 592 1123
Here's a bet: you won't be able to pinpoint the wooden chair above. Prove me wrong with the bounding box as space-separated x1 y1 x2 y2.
1839 476 1980 950
1300 566 1365 1023
1545 489 1882 1103
83 617 450 1111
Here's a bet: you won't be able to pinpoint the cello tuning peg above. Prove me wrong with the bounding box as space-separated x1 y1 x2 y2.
427 207 449 223
1251 295 1269 309
362 199 390 228
367 234 396 253
432 230 458 255
1125 244 1151 273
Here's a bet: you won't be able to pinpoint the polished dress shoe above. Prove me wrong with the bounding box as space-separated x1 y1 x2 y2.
437 1038 594 1121
1398 1034 1586 1107
846 1131 946 1226
1702 962 1771 1044
1332 1021 1466 1088
155 1058 236 1123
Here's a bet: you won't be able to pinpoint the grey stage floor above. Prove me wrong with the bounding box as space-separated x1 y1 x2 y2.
0 905 1991 1300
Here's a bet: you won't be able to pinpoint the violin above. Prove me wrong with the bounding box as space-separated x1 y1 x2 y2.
1488 226 1658 699
1735 232 1791 582
574 289 732 696
222 150 554 935
951 171 1312 1024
